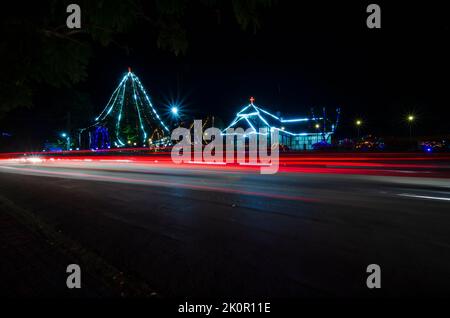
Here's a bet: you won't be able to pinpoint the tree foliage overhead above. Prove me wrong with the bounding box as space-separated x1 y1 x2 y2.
0 0 273 116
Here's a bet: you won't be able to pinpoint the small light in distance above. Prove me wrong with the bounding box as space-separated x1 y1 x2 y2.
26 157 43 163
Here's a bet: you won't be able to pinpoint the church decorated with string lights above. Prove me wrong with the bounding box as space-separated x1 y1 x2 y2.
223 97 340 150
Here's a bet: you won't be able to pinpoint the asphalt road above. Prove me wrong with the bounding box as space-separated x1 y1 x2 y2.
1 159 450 298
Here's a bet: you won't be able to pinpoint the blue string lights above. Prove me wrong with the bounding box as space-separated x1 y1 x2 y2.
223 97 340 150
93 68 169 148
224 97 325 136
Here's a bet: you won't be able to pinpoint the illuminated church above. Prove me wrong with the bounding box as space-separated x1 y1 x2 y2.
223 97 340 150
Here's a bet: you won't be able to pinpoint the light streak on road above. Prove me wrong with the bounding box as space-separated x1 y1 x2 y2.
397 193 450 202
0 165 318 203
1 151 450 178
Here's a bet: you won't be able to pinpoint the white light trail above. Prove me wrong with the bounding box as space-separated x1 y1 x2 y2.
397 193 450 202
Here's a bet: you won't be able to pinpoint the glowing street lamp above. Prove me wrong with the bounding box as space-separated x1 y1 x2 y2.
315 123 320 143
355 119 362 139
407 114 415 142
169 105 181 128
60 132 70 150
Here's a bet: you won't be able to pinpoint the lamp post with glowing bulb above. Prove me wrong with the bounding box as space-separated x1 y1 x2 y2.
355 119 362 140
170 106 180 127
408 115 414 137
407 115 415 146
60 132 70 150
315 123 320 143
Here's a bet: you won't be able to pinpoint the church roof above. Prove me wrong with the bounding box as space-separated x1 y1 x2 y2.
223 98 332 136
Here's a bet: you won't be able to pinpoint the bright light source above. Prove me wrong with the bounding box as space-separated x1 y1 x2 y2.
356 120 362 126
26 157 43 163
171 106 178 115
407 115 415 122
61 133 67 138
315 123 320 129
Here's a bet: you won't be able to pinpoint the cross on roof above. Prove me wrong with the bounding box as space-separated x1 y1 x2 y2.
249 96 255 105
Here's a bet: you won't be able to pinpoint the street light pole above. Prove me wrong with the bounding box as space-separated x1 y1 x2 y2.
315 123 320 144
61 132 70 150
171 106 180 127
355 120 362 140
407 115 415 149
408 116 414 137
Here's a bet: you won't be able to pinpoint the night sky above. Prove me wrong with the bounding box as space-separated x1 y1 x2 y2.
2 1 449 150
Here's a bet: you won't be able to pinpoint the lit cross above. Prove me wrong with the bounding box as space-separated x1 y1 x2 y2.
250 96 255 105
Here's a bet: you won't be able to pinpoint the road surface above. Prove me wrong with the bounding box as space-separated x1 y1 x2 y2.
1 155 450 298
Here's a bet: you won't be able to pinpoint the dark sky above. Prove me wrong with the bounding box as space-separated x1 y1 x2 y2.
88 1 450 136
3 1 450 150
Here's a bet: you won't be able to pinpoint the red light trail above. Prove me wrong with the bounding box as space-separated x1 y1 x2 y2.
1 149 449 178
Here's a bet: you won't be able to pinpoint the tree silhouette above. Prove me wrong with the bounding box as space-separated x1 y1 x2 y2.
0 0 273 116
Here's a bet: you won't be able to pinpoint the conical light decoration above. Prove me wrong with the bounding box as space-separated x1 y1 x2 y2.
93 68 170 148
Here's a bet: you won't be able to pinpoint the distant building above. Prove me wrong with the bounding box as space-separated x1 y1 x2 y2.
223 97 340 150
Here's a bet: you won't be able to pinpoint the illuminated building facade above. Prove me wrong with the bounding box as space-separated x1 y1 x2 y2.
224 97 340 150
